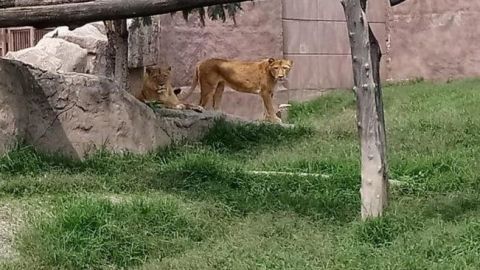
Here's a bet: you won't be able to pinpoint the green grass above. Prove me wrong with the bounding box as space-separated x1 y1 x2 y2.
1 78 480 269
16 195 220 269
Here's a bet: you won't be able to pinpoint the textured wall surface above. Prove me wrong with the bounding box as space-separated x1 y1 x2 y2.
282 0 387 93
156 0 285 120
157 0 284 87
387 0 480 81
155 0 480 120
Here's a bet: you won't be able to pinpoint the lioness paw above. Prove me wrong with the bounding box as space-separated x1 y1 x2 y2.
264 114 282 124
193 106 205 113
272 116 283 124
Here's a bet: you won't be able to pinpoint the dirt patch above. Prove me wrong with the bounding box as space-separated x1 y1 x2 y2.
0 203 21 261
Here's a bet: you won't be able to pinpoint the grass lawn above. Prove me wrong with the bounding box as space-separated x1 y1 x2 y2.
1 78 480 269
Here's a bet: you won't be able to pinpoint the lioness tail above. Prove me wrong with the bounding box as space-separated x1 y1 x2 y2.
178 65 199 100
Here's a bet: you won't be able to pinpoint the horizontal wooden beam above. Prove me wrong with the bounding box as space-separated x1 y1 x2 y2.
0 0 93 9
0 0 251 28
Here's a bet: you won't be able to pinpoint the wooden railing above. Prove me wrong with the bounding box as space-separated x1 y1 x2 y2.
0 29 6 56
0 27 53 56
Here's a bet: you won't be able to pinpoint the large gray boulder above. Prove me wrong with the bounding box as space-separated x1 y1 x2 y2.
0 59 239 159
42 24 108 75
4 38 88 73
44 25 108 54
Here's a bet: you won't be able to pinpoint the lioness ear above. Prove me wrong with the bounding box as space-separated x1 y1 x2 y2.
167 66 172 72
146 67 153 74
288 60 293 67
268 58 275 64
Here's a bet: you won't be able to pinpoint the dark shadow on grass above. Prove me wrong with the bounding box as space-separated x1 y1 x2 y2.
201 118 314 154
155 151 360 222
422 194 480 222
0 143 178 196
0 142 186 176
0 124 359 222
1 143 361 221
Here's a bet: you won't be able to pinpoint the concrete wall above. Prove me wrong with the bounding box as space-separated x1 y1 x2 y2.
154 0 480 120
282 0 387 102
387 0 480 81
156 0 284 120
157 0 284 86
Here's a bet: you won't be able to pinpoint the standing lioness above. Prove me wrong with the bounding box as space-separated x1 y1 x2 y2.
179 58 293 123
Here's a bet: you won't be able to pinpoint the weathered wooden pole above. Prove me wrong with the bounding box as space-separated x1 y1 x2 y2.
0 0 251 28
341 0 388 220
0 0 93 8
112 19 128 90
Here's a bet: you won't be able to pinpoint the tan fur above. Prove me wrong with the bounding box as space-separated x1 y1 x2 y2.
136 66 203 112
179 58 293 123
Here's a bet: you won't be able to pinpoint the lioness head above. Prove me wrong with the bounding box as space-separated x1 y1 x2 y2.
144 65 182 105
267 58 293 82
145 65 172 86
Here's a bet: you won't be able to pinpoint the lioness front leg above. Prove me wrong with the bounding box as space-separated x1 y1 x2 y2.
260 90 282 123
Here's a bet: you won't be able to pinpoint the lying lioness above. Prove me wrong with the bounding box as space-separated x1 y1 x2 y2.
136 65 203 112
178 58 293 123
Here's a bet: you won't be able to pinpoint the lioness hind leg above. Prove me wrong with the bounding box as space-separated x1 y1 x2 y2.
213 82 225 111
199 81 216 109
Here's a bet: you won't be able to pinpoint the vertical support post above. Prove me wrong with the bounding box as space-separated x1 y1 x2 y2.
113 19 129 91
29 27 35 47
341 0 388 220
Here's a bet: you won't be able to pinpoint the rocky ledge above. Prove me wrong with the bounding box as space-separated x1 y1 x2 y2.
0 59 247 159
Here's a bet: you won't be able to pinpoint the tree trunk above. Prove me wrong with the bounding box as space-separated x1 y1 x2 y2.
103 20 115 79
341 0 388 220
0 0 250 28
112 19 129 90
102 19 128 89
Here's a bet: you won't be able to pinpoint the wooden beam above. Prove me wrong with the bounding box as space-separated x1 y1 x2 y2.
0 0 93 9
0 0 251 28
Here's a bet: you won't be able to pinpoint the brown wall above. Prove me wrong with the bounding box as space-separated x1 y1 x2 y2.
387 0 480 81
282 0 387 102
157 0 283 87
156 0 285 120
155 0 480 120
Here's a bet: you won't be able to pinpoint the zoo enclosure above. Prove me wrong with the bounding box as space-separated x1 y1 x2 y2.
0 27 52 57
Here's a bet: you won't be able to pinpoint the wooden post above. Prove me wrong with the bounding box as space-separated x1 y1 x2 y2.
7 28 13 52
104 20 115 79
112 19 128 90
0 28 5 56
341 0 388 220
29 27 35 47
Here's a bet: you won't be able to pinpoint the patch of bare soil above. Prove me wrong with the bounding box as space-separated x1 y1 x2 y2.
0 203 21 261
